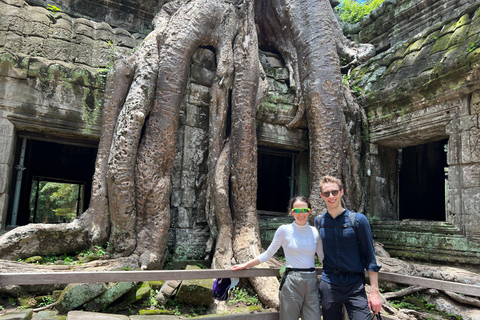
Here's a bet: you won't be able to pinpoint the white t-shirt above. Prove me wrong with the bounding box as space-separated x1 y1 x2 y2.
257 222 324 268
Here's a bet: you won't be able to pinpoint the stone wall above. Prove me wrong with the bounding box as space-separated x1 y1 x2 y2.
350 1 480 256
0 0 142 229
343 0 478 53
24 0 157 34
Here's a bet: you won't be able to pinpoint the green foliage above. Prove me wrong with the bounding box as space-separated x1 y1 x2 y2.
38 296 56 307
336 0 385 24
46 4 62 12
468 42 477 53
30 181 81 224
390 300 421 310
227 288 260 306
342 74 363 97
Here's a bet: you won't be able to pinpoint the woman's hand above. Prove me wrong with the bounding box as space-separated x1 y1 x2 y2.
231 263 247 271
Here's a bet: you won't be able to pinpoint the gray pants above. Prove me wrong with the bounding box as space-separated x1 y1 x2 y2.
279 271 320 320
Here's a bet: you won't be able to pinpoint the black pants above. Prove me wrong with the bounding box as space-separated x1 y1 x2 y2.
319 276 371 320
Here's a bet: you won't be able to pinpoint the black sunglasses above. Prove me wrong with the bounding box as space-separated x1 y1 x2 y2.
321 190 340 197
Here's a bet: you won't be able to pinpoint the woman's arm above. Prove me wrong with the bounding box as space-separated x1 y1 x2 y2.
231 257 261 271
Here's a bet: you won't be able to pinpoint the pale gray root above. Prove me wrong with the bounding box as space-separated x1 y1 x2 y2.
230 0 280 309
382 285 426 300
211 141 234 269
205 8 237 240
443 291 480 308
107 29 161 258
377 256 480 286
325 1 376 68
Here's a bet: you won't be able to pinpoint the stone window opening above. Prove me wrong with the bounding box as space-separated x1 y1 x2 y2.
398 139 449 222
7 136 97 229
257 148 299 216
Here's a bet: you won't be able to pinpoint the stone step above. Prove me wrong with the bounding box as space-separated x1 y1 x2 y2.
371 221 480 265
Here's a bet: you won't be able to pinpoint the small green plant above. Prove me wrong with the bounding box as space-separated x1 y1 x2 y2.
0 306 3 310
46 4 62 12
336 0 385 24
38 296 56 307
227 288 260 306
125 266 131 271
468 42 477 53
389 300 421 310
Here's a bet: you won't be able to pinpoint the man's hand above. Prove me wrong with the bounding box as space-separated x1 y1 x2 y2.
368 289 382 314
368 271 382 314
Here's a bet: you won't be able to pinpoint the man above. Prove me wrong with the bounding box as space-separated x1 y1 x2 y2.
314 175 382 320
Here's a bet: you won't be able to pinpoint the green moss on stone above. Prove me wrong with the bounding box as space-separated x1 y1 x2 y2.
447 25 470 48
404 38 425 55
467 46 480 67
430 33 452 54
455 13 471 30
385 59 402 76
439 20 457 37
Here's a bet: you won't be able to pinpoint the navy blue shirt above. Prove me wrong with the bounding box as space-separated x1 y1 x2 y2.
314 209 381 286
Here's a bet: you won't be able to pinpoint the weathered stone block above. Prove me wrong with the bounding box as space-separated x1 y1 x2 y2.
0 51 28 79
266 77 289 94
170 189 182 207
177 207 192 228
190 64 215 87
4 32 24 53
176 265 213 307
404 38 425 55
0 4 24 33
43 38 73 62
462 187 480 216
471 90 480 114
51 15 73 41
466 47 480 70
0 193 9 229
462 164 480 188
459 115 478 132
429 33 451 54
0 309 33 320
185 104 208 129
72 18 95 39
0 164 12 194
447 24 469 48
181 188 195 208
187 83 210 108
114 28 138 48
56 283 107 314
191 47 216 71
67 311 128 320
84 282 137 312
72 35 94 65
94 22 114 42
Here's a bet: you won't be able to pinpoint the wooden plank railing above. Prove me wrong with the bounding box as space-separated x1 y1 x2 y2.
1 268 479 319
1 268 479 297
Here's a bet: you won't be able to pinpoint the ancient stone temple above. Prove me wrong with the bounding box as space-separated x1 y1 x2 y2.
0 0 479 266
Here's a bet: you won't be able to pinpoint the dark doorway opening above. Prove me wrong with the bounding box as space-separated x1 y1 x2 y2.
399 139 448 221
8 137 97 227
257 150 294 214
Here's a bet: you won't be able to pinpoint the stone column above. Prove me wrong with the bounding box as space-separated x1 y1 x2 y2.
0 117 16 231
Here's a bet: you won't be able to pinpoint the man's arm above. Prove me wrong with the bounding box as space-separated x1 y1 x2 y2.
367 271 382 314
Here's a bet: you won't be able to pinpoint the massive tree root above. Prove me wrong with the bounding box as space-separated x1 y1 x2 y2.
0 0 375 309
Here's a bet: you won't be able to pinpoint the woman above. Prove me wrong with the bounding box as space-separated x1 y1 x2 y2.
232 196 323 320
